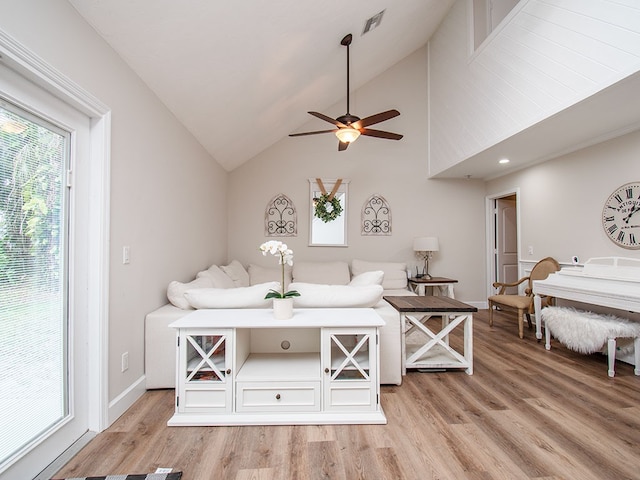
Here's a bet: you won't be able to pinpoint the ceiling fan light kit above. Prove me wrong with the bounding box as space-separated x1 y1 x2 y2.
290 33 403 151
335 127 360 144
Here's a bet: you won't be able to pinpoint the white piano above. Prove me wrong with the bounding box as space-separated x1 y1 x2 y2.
533 257 640 351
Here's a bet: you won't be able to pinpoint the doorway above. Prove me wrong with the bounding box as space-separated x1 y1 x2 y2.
486 190 520 300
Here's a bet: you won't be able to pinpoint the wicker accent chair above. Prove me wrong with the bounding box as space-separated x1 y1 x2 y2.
488 257 560 338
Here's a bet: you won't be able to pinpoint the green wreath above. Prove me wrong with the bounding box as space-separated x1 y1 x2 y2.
314 193 343 223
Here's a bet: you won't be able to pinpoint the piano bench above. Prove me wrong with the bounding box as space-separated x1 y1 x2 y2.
542 306 640 377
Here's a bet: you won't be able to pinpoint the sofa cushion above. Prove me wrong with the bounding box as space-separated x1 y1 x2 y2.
167 276 214 309
289 282 383 308
197 264 235 288
352 259 408 290
349 270 384 286
184 281 280 309
292 261 350 285
248 263 292 289
220 259 250 287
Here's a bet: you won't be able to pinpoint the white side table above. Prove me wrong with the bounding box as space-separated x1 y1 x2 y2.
384 295 476 375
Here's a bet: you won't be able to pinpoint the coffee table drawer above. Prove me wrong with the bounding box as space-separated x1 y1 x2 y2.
236 381 320 412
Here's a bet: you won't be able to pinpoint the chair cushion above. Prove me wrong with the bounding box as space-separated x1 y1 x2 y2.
349 270 384 286
196 264 236 288
220 259 250 287
288 282 383 308
351 259 407 290
184 281 279 309
248 263 292 288
292 261 351 285
489 294 531 310
167 276 214 309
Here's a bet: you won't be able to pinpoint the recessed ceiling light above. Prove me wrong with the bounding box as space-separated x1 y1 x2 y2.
499 158 510 164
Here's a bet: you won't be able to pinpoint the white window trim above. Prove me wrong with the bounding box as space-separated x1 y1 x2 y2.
0 29 111 433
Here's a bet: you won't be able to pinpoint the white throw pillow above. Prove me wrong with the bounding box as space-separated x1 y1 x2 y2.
351 259 408 290
197 264 235 288
167 276 214 309
289 282 383 308
248 263 292 289
292 261 351 285
349 270 384 286
184 281 280 309
220 259 250 287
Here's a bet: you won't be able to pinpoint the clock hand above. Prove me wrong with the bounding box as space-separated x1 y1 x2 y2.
623 204 640 223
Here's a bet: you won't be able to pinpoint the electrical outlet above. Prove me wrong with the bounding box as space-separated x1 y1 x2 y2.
527 246 534 255
121 351 129 372
122 246 130 264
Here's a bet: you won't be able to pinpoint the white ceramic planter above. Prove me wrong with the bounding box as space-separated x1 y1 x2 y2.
272 297 293 320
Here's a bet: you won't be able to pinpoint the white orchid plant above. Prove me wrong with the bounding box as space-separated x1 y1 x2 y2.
259 241 301 299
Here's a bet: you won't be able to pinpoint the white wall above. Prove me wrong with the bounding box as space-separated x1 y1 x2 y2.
228 47 488 304
429 0 640 176
486 129 640 264
0 1 228 409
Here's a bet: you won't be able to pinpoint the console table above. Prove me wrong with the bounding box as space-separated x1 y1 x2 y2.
168 308 386 426
408 277 457 298
384 296 476 375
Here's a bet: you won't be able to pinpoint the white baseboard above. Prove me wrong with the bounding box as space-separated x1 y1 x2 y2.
108 375 146 426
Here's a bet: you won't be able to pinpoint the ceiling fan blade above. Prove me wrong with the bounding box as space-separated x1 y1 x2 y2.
360 128 403 140
289 129 338 137
338 141 349 151
352 109 400 129
308 111 348 128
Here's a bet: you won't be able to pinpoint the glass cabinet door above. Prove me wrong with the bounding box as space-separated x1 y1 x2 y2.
185 333 229 382
178 329 233 413
323 328 377 411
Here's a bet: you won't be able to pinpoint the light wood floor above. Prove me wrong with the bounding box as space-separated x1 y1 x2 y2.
54 309 640 480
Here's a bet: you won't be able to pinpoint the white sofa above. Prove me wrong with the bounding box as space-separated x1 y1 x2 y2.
144 259 416 389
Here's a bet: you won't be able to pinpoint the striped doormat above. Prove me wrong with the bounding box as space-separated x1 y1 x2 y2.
53 473 182 480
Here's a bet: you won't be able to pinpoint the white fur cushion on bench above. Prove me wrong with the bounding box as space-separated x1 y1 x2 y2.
288 282 383 308
542 306 640 354
184 281 279 309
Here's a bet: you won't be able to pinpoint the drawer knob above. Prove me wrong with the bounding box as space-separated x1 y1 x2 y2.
226 369 231 374
324 367 330 374
275 393 281 400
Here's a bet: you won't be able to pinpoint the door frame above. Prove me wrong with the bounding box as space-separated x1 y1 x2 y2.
485 188 521 304
0 28 111 476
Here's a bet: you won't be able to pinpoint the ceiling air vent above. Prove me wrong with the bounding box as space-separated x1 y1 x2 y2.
362 10 385 35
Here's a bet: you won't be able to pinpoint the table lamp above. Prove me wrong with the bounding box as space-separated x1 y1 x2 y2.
413 236 439 279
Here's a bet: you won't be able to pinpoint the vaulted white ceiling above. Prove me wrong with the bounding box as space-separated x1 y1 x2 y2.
67 0 454 171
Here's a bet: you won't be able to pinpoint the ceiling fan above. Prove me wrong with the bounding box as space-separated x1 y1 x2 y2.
289 33 403 151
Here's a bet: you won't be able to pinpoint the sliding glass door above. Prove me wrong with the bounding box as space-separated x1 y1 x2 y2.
0 101 70 472
0 56 95 477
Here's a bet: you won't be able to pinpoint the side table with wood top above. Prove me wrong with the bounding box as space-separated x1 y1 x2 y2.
384 296 477 375
408 277 458 298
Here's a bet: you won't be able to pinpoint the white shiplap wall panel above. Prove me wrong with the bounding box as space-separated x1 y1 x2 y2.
428 0 640 177
513 13 618 80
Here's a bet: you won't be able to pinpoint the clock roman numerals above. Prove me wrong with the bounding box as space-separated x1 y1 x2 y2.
603 183 640 250
626 187 634 199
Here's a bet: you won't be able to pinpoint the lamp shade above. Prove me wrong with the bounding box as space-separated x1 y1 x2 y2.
413 236 439 252
335 127 361 144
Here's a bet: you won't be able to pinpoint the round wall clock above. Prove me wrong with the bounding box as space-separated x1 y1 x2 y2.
602 182 640 249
